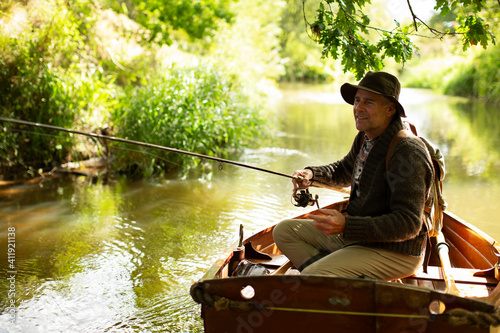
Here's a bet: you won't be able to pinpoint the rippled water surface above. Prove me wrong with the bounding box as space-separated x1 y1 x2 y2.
1 85 499 332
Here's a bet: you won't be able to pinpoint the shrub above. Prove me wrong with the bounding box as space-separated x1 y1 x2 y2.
111 65 267 177
0 35 76 176
0 0 121 178
444 45 500 103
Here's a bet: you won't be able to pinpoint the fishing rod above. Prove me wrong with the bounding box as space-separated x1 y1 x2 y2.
0 117 294 178
0 117 349 205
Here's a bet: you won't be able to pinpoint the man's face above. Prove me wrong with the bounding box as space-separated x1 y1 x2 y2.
353 89 395 139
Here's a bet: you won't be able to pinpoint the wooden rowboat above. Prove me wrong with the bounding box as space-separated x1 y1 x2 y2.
191 199 500 332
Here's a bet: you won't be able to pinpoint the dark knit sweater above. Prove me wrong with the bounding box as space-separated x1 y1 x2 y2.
306 118 434 257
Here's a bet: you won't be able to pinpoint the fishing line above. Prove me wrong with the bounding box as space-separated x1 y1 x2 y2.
0 117 295 180
4 123 241 192
3 125 185 170
0 117 350 205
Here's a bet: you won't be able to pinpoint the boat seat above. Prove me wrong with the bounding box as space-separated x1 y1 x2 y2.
401 266 498 297
408 266 498 285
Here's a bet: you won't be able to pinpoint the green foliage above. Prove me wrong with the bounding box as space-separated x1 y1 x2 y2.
111 0 236 44
429 0 498 50
434 0 485 15
400 1 500 102
444 44 500 102
0 0 120 177
310 0 496 79
310 0 414 79
377 28 414 64
0 50 74 173
456 15 495 50
0 0 268 179
0 3 83 174
111 65 266 178
278 0 334 81
401 40 500 104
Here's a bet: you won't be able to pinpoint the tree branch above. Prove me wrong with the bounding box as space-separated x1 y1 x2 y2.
302 0 313 40
324 0 461 40
406 0 419 31
306 0 496 77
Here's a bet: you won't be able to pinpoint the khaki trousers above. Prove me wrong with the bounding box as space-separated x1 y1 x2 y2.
273 219 424 281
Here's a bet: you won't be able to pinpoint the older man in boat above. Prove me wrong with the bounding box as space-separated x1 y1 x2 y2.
273 71 434 281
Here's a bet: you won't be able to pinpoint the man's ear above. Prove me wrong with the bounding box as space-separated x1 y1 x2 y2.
387 103 396 118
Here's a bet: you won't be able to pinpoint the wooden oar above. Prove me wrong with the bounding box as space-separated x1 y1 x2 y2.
436 232 461 296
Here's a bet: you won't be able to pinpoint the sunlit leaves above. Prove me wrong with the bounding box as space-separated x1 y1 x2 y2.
114 0 236 44
457 15 495 50
434 1 496 50
311 0 396 78
310 0 496 78
434 0 485 14
377 30 416 64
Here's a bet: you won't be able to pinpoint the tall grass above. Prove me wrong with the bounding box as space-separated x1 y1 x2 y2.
111 65 267 178
0 35 75 176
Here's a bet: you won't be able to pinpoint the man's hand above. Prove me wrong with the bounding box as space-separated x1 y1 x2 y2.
292 169 313 197
309 209 346 236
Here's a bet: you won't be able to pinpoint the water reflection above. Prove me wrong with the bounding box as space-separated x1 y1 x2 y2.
0 179 218 332
0 85 499 332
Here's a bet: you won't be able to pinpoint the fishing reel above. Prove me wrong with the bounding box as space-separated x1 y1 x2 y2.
292 189 319 208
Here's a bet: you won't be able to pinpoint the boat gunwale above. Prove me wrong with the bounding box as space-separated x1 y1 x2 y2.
200 200 500 286
200 200 350 281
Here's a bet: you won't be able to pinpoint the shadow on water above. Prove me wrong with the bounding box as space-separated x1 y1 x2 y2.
0 84 499 332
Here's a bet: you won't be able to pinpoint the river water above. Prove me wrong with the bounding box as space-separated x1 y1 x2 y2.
0 85 499 332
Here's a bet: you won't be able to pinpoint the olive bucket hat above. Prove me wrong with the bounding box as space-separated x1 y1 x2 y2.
340 71 405 117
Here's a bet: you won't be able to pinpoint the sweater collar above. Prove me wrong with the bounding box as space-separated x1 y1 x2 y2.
368 117 404 149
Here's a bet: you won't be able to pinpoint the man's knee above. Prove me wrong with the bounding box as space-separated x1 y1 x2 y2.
273 219 295 244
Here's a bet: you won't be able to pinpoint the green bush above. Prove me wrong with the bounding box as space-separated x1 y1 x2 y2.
111 65 267 178
402 44 500 104
0 36 75 175
1 0 288 180
0 0 123 178
444 45 500 103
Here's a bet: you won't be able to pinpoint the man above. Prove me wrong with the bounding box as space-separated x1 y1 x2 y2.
273 71 434 281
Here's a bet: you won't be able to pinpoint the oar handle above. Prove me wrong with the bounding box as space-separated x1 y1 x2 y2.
436 233 461 296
